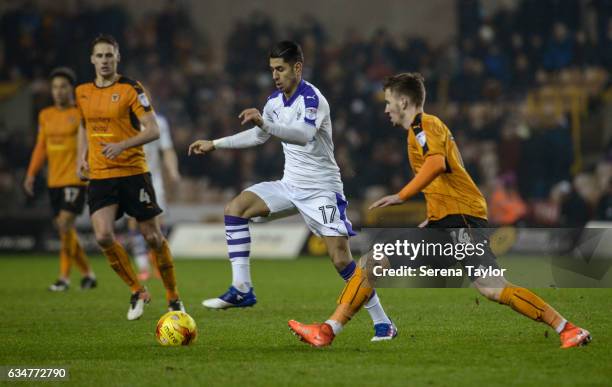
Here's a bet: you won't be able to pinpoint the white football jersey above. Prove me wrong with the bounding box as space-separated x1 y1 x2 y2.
262 80 343 193
143 114 173 180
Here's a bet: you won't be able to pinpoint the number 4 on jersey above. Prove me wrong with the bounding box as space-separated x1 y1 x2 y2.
139 188 151 204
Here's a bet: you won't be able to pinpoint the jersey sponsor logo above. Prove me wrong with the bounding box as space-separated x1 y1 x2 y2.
111 93 120 102
138 93 151 108
87 117 111 123
305 95 316 100
305 107 317 121
416 131 427 147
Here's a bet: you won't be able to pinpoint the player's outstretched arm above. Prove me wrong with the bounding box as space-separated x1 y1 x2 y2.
188 140 215 155
259 119 316 146
101 112 160 160
418 219 429 228
189 127 271 156
368 194 404 209
369 154 446 210
239 108 316 146
397 154 446 200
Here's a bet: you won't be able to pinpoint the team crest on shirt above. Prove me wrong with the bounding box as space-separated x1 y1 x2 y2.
138 93 150 107
305 107 317 121
416 131 427 147
111 93 120 102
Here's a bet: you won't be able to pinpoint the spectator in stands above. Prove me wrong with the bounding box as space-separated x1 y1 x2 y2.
543 23 574 71
0 0 610 225
489 173 528 226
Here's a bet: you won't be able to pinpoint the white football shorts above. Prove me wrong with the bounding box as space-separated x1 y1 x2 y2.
245 180 356 237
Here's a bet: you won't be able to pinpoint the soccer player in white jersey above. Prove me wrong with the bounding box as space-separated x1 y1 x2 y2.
128 113 181 280
189 41 397 341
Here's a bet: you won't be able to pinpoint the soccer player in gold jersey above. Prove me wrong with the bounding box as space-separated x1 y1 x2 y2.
76 34 183 320
24 67 96 292
289 73 591 349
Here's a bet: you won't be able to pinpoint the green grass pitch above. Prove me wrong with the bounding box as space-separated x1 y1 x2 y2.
1 255 611 386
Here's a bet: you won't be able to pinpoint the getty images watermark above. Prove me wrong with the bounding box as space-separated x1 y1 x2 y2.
371 236 506 279
355 227 612 288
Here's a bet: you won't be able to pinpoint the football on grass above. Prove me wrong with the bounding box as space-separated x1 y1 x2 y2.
155 311 198 346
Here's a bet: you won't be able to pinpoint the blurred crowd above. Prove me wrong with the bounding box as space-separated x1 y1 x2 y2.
1 0 611 226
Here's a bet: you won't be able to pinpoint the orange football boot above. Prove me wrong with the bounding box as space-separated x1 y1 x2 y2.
288 320 335 347
560 322 592 349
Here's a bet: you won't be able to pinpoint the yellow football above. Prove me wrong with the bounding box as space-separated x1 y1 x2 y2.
155 311 198 346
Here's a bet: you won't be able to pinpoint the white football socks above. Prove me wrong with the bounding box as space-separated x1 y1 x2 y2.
225 216 252 293
325 319 343 335
365 292 392 325
555 319 568 334
231 257 252 293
